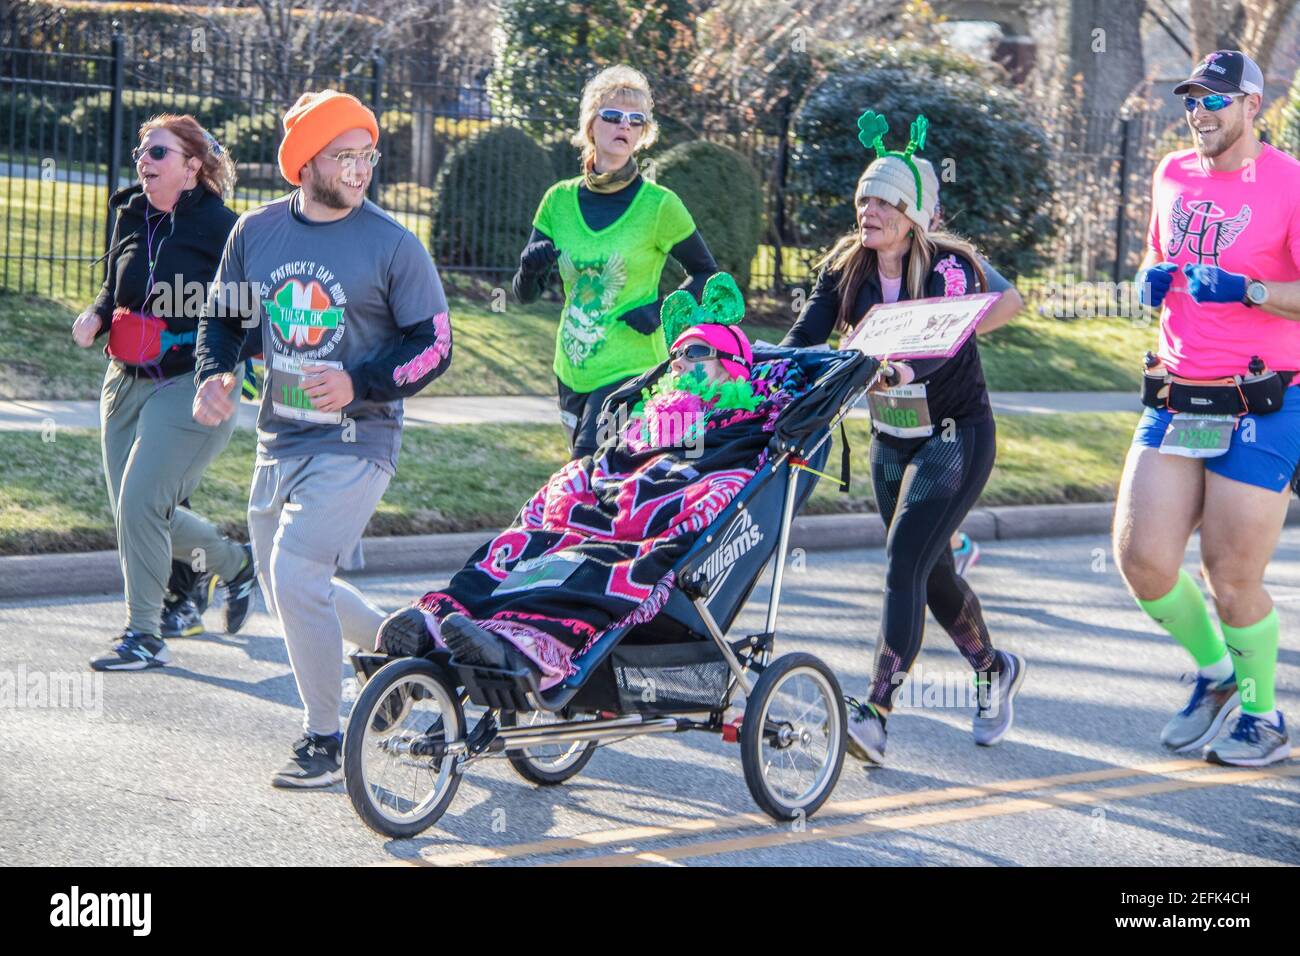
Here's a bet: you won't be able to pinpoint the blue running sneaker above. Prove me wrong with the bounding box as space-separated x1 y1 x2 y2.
90 630 171 671
1206 712 1291 767
1161 673 1239 753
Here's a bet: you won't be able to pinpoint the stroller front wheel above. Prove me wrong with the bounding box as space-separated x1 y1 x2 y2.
344 657 465 838
741 652 847 822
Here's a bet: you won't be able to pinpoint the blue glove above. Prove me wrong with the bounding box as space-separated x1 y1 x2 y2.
1182 263 1248 304
1136 262 1177 307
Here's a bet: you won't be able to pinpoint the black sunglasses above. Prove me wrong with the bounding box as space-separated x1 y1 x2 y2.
671 344 721 362
132 144 188 163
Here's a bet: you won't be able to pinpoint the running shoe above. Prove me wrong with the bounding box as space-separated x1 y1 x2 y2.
192 570 218 616
844 696 888 764
90 630 171 671
222 543 258 635
1160 673 1239 753
160 594 204 639
377 606 435 657
952 532 980 577
1206 712 1291 767
271 733 343 789
972 650 1026 746
442 612 514 669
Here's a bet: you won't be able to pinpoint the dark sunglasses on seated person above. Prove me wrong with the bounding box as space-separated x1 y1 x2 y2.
598 108 648 127
670 343 747 365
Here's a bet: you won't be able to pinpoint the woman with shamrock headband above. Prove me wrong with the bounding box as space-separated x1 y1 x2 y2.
512 64 718 460
782 112 1026 765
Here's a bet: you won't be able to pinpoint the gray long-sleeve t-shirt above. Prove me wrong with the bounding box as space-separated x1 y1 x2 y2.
196 194 451 474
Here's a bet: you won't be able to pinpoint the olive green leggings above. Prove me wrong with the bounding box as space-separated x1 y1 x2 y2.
99 362 247 635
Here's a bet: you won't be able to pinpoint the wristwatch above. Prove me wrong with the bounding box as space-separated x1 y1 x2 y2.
1244 279 1269 308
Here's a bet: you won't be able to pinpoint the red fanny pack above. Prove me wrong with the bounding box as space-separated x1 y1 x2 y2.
107 308 195 365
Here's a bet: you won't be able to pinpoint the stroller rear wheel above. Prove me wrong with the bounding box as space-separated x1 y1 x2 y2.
501 709 598 785
741 652 846 821
345 657 464 838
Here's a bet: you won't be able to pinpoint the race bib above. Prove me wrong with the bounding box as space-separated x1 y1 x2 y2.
269 352 343 424
868 384 933 438
1158 413 1236 459
493 553 584 595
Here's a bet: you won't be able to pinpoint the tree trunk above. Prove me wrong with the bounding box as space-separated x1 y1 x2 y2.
1063 0 1146 113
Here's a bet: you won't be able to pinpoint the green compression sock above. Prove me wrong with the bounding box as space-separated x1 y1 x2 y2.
1135 569 1227 668
1221 609 1279 714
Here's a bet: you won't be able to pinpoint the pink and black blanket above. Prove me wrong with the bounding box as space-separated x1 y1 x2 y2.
413 359 810 688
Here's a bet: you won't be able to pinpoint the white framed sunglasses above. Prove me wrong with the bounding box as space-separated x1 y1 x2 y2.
597 108 648 128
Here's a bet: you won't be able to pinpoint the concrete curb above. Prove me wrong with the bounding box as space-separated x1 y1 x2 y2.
6 499 1300 602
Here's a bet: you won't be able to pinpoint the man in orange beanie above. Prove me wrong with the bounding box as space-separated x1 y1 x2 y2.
193 89 454 788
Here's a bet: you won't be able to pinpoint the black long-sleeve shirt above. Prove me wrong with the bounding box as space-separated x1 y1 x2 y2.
512 176 717 322
93 183 238 378
781 250 992 443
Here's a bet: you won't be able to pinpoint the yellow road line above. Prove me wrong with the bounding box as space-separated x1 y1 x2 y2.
415 756 1215 866
551 761 1300 867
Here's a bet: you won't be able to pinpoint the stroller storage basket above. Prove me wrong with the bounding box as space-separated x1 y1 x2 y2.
612 640 731 713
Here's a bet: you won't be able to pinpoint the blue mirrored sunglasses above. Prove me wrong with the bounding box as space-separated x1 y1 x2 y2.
1184 93 1236 112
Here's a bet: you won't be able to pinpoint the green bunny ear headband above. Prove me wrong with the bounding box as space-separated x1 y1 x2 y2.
660 271 745 348
856 110 929 210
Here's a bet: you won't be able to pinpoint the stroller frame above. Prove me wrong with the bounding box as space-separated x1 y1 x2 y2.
345 348 878 836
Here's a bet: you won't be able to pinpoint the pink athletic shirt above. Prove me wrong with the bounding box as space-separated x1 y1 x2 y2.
1146 144 1300 378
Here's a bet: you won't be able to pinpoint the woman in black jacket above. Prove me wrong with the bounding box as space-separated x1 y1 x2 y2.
72 114 257 671
781 114 1026 764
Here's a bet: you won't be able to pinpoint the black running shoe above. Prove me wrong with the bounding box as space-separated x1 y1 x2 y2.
160 594 204 639
222 543 258 634
270 733 343 789
376 606 434 657
192 571 218 616
441 612 511 668
90 630 172 671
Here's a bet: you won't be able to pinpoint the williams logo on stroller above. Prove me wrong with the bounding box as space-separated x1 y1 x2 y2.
699 507 764 597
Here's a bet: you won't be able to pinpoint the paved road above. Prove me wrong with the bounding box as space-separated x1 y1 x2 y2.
0 391 1142 432
1 530 1295 867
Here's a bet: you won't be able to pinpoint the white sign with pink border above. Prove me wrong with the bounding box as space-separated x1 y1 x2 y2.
842 292 1000 360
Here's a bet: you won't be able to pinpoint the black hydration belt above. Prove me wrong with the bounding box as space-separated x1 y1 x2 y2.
1142 367 1294 416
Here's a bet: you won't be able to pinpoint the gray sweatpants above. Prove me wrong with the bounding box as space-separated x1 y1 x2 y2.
99 362 247 634
248 453 390 736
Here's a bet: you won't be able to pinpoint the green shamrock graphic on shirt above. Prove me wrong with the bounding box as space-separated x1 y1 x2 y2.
557 250 627 368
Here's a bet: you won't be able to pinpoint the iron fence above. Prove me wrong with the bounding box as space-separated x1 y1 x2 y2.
2 11 1179 308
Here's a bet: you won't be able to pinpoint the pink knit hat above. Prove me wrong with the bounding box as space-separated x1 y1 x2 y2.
670 323 753 380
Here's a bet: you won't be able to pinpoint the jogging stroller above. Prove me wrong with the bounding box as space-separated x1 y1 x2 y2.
344 345 879 838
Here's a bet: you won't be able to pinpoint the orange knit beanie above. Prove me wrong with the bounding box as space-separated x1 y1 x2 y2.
277 90 379 186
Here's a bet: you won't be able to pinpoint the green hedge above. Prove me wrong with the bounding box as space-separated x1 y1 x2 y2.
790 46 1055 277
1269 67 1300 156
430 124 554 273
652 140 764 290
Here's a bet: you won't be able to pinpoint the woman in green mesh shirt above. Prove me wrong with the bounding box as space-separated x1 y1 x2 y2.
512 64 718 459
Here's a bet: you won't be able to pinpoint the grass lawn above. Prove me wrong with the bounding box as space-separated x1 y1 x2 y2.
0 411 1137 555
0 173 1155 399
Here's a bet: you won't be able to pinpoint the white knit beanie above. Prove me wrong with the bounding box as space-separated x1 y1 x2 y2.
856 154 940 232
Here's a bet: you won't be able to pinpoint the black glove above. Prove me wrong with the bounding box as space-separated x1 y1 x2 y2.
619 302 661 336
520 239 559 275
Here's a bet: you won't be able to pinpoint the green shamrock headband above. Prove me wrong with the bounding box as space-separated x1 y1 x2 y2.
660 271 745 347
856 110 929 210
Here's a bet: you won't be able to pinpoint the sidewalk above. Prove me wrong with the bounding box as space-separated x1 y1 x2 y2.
0 391 1142 432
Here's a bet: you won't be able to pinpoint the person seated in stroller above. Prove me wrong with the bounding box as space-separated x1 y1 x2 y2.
374 272 818 689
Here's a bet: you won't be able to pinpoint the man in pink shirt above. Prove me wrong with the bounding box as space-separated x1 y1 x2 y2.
1113 51 1300 767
